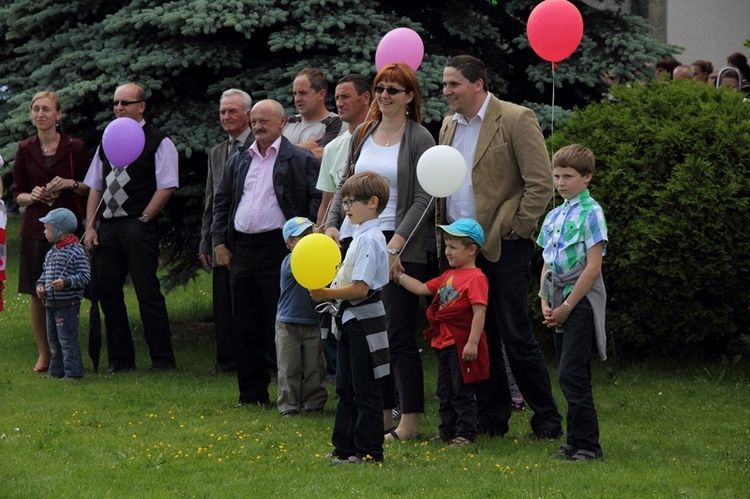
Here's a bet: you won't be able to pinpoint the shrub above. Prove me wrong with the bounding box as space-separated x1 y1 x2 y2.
547 80 750 360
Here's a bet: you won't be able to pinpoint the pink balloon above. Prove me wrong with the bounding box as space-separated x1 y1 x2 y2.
375 28 424 72
102 117 146 168
527 0 584 63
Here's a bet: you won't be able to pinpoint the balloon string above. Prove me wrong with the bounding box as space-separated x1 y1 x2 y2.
389 196 434 272
551 61 557 210
53 176 112 283
318 197 332 229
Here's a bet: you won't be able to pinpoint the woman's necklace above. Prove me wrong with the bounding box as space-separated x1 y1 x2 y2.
41 134 60 155
381 122 406 147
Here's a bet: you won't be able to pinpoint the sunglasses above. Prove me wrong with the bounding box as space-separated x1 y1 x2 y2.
113 100 143 107
374 86 407 96
341 197 369 208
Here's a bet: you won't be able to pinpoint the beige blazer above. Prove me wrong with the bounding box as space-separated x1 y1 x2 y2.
438 94 552 262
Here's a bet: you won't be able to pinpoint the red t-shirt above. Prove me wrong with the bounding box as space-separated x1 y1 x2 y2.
425 267 489 349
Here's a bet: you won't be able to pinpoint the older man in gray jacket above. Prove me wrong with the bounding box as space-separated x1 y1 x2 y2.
198 89 253 375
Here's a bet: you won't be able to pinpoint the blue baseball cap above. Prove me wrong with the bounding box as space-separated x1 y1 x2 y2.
39 208 78 235
283 216 314 240
438 218 484 247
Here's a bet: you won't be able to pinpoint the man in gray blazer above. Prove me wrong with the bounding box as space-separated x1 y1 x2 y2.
199 89 253 375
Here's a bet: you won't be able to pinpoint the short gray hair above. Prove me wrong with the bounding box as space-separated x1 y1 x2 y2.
220 89 252 111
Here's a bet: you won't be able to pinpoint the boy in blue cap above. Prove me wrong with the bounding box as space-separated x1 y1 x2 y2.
398 218 489 448
537 144 608 462
36 208 90 380
276 216 328 417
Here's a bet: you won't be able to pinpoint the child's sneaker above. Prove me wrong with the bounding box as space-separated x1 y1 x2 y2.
566 449 604 462
554 444 577 459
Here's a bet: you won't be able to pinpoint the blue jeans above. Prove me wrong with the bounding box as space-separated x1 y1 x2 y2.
476 239 562 434
554 297 601 452
46 304 84 378
332 319 384 460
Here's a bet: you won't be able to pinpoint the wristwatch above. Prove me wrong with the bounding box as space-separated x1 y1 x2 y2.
387 248 400 256
508 230 520 241
139 213 151 223
70 180 79 191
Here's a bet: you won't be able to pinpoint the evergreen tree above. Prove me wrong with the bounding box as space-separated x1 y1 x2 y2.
0 0 676 289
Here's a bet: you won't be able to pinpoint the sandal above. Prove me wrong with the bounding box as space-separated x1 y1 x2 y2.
385 429 424 441
384 429 400 441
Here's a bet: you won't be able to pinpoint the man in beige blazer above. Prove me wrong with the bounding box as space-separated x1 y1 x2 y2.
438 55 563 439
199 89 254 375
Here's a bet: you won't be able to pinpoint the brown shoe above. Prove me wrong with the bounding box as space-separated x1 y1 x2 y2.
447 436 472 448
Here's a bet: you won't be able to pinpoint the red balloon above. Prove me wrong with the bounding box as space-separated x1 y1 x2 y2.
527 0 584 63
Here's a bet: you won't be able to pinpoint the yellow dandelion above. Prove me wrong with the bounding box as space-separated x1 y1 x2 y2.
132 434 137 439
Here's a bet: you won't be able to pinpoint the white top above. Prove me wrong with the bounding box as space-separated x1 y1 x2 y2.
331 217 389 295
338 136 399 238
446 92 492 223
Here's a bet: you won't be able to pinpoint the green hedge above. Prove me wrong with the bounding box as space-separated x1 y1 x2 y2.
547 80 750 360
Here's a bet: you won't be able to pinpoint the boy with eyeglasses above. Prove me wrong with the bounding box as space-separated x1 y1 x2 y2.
310 171 390 465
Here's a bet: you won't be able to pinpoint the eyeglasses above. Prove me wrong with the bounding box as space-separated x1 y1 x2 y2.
342 197 368 208
113 100 143 107
374 86 407 96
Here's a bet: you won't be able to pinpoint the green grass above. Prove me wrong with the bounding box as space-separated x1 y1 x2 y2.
1 216 749 497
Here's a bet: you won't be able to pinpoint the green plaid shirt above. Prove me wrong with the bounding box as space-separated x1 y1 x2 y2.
537 190 608 296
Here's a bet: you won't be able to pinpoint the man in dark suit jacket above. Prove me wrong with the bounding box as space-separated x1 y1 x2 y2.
199 89 254 375
212 99 321 406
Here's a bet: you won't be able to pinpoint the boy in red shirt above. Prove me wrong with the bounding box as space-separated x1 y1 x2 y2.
398 219 489 447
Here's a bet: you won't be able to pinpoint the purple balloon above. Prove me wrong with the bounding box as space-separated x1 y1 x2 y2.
102 117 146 168
375 27 424 72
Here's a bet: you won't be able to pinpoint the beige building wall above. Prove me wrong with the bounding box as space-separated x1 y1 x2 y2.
663 0 749 70
584 0 749 70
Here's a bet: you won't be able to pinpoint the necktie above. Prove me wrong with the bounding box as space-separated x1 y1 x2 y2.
228 139 238 157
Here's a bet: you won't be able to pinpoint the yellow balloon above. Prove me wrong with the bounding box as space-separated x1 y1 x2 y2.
290 233 341 289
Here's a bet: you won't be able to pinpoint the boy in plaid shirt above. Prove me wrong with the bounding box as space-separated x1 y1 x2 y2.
537 144 607 462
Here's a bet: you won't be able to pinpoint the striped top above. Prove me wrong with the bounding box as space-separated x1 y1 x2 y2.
36 240 90 307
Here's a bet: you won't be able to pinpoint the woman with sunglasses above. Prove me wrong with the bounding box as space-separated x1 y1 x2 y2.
326 63 435 440
12 91 89 373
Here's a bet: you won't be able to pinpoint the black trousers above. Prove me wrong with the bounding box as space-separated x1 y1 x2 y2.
230 230 284 403
475 239 562 435
436 346 477 441
332 319 384 460
380 260 427 414
212 265 236 370
554 297 601 452
97 218 174 369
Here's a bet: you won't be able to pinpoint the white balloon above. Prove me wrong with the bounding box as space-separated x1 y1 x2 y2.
416 145 467 198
